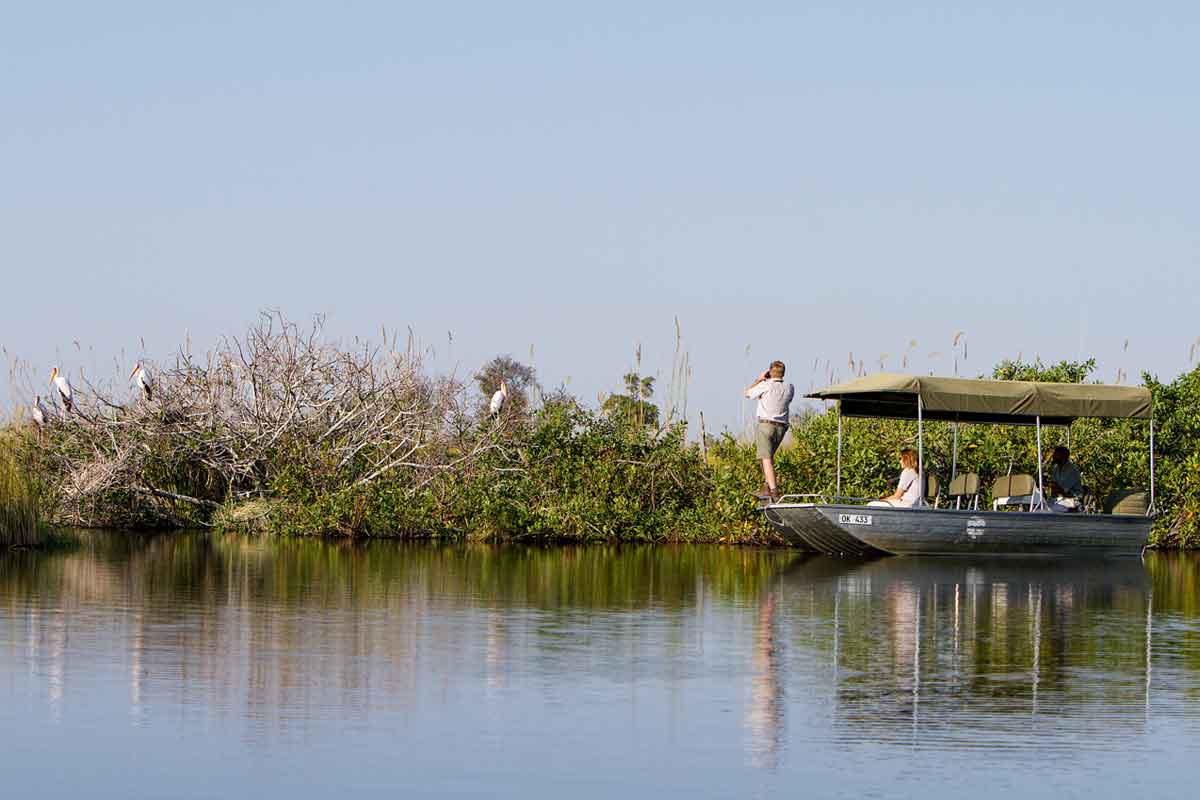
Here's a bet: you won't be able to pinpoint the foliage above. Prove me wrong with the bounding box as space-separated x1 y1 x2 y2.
460 402 705 540
235 391 766 542
992 357 1097 384
1143 366 1200 548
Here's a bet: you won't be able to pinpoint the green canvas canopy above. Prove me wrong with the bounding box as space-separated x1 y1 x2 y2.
807 373 1152 425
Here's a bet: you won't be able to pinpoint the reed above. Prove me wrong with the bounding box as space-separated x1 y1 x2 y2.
0 432 42 548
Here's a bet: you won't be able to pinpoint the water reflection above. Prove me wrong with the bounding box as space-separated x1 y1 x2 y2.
782 558 1157 751
745 589 784 769
2 535 1200 797
1 536 796 735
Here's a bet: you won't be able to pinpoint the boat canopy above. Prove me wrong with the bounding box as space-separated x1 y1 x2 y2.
806 373 1152 425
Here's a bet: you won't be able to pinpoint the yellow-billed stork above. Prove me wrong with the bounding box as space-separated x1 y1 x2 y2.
129 361 153 400
49 367 73 413
489 381 508 417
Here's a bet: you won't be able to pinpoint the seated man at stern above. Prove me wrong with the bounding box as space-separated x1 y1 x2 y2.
1047 445 1084 512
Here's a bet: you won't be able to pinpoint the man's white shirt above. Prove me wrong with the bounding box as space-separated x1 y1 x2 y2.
745 378 794 424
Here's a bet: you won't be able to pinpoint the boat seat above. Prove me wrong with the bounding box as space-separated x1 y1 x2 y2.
991 474 1039 511
924 473 941 508
948 472 981 510
1103 489 1149 516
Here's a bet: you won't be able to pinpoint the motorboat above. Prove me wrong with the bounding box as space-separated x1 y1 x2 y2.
762 374 1155 556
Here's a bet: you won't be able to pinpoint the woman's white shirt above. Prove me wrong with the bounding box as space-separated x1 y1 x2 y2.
897 468 922 507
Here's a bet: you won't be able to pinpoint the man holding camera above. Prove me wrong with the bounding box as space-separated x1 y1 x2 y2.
745 361 794 502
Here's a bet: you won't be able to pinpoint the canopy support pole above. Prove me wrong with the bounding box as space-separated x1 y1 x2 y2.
951 423 959 482
1035 415 1045 511
1066 423 1071 450
836 404 843 498
917 395 925 507
1149 417 1156 515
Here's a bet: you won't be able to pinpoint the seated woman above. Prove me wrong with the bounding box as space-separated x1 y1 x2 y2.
868 448 923 508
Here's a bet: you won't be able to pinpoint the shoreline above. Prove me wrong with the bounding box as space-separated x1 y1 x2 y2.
4 321 1197 551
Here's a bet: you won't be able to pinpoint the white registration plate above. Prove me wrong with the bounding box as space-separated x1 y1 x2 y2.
838 513 873 526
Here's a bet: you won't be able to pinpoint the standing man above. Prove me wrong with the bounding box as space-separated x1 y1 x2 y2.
745 361 794 501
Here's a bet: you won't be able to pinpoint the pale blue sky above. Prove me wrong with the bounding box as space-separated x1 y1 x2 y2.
3 2 1198 430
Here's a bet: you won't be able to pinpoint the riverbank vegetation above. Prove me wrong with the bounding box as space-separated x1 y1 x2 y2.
0 430 48 548
3 313 1198 547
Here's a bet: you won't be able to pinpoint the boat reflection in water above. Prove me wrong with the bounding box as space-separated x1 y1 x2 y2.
754 555 1158 754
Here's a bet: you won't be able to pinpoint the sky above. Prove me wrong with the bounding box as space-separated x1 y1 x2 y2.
3 1 1198 432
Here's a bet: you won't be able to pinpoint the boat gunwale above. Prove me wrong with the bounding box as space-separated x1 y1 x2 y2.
765 500 1156 522
762 501 1153 556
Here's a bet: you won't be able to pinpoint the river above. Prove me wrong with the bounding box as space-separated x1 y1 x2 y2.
2 533 1198 798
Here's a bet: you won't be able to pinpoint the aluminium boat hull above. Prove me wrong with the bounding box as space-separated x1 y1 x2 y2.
761 503 1151 557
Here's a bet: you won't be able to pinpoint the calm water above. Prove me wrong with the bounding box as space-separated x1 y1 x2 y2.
2 534 1199 798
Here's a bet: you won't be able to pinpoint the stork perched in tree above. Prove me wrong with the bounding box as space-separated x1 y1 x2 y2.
49 367 73 413
129 361 153 400
30 395 49 428
489 381 508 417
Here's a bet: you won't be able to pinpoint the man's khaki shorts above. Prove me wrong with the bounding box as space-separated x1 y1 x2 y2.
756 421 787 459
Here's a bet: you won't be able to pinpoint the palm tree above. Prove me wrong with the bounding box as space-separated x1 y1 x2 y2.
624 372 655 425
604 372 659 428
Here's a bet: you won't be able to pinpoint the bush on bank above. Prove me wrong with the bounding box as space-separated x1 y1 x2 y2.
262 401 768 543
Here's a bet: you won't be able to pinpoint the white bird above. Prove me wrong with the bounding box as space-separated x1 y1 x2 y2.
129 360 154 400
49 366 73 413
489 381 508 417
31 395 49 428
